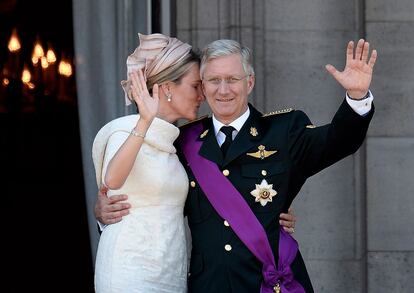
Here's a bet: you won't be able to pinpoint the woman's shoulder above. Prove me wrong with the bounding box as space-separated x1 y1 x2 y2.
100 114 139 132
92 114 139 155
94 114 138 139
91 114 139 186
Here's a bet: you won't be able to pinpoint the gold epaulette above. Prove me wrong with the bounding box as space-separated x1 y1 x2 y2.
262 108 294 117
179 115 209 128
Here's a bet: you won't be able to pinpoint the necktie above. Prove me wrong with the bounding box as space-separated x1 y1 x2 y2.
220 126 235 156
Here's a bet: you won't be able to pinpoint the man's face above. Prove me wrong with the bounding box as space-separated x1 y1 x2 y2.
202 54 254 124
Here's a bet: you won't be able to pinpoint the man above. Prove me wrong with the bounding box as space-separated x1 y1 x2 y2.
96 38 376 292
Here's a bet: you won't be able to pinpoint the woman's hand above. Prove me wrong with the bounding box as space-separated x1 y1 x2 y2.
130 70 159 124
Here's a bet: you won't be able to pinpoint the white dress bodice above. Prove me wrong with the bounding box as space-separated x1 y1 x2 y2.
93 115 189 293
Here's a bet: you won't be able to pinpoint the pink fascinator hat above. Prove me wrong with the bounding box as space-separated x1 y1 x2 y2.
121 33 191 106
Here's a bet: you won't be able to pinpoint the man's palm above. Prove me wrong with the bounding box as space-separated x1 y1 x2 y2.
326 39 377 99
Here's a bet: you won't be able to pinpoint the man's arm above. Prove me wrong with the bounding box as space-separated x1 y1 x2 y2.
95 186 297 233
288 39 377 176
95 186 131 228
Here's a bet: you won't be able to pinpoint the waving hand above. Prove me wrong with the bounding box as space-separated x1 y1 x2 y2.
130 70 159 123
325 39 378 99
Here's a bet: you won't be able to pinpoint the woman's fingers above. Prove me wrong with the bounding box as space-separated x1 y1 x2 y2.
130 70 149 103
130 84 141 103
152 84 159 100
137 70 148 94
132 71 142 93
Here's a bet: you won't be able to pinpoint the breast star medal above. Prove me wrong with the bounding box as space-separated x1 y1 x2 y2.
250 179 277 206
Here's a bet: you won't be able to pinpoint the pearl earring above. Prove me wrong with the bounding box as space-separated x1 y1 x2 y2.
166 93 172 102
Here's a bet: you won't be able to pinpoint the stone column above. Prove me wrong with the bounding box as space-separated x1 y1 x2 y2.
365 0 414 291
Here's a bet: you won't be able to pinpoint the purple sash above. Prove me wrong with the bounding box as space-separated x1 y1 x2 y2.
180 122 305 293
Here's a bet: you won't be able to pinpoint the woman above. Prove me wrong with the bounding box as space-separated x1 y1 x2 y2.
92 33 204 292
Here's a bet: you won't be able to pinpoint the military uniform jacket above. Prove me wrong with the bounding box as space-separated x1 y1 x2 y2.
178 99 374 293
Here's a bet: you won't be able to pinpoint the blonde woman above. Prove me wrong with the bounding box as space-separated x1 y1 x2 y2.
92 33 204 292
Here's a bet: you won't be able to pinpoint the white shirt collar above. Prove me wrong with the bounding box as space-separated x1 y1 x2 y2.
212 107 250 144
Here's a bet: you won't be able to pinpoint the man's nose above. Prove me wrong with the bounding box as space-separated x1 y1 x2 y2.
217 81 230 93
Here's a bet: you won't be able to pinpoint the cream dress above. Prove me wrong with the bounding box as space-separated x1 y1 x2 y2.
92 115 189 293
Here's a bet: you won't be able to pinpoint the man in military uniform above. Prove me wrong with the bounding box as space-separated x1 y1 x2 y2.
95 38 376 292
175 38 376 292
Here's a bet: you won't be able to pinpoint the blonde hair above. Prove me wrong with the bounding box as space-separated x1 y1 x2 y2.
147 50 200 91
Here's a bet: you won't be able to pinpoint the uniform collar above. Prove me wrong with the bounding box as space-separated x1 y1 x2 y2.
212 107 250 140
199 104 263 167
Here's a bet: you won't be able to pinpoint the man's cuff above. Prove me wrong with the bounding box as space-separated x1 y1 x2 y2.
346 90 374 116
97 221 107 232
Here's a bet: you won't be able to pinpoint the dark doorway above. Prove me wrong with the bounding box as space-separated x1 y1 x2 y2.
1 0 94 291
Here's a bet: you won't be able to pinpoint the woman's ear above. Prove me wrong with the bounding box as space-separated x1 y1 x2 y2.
159 82 173 97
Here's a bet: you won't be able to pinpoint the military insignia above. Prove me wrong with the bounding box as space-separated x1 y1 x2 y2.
250 179 277 206
262 108 293 117
306 124 316 129
250 127 258 137
200 129 209 138
246 145 277 160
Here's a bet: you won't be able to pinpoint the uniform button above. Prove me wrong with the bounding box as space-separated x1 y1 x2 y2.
190 181 196 188
224 244 232 251
223 169 230 176
224 220 230 227
261 170 267 176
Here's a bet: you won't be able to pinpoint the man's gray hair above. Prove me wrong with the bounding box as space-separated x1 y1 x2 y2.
200 39 255 78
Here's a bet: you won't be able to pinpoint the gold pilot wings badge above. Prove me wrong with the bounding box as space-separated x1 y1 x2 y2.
250 179 277 206
246 145 277 160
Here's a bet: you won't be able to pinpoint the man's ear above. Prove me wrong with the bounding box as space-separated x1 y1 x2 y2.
247 74 255 95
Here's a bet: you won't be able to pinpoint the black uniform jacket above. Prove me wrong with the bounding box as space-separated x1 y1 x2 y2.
178 100 374 293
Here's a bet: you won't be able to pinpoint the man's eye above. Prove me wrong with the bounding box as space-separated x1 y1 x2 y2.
228 77 239 83
209 78 221 84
